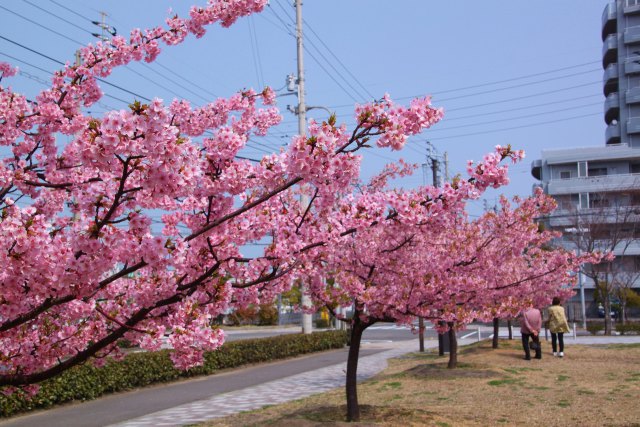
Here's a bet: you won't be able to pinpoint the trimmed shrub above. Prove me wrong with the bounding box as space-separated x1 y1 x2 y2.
225 305 259 326
586 322 604 335
226 304 280 326
615 322 640 335
315 318 331 328
257 304 279 326
0 330 347 418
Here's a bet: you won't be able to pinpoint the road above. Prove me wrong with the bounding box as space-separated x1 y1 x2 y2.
223 322 494 344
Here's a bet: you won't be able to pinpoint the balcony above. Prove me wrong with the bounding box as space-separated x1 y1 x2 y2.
531 159 542 180
604 63 619 96
602 2 617 41
628 116 640 133
550 208 640 240
605 92 620 124
627 87 640 104
547 173 640 196
624 0 640 15
624 56 640 74
606 122 621 145
612 239 640 256
625 25 640 45
603 34 618 68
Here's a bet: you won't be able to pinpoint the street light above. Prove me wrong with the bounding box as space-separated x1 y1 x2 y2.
564 224 588 329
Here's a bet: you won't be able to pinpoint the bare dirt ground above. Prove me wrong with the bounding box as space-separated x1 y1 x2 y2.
201 340 640 426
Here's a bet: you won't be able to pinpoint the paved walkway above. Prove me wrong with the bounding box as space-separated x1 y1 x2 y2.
2 330 639 427
109 338 449 427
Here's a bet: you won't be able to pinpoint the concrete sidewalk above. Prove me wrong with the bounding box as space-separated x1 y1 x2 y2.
111 334 640 427
2 333 639 427
111 339 443 427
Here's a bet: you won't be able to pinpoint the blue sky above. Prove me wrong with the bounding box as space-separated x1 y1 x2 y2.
0 0 608 218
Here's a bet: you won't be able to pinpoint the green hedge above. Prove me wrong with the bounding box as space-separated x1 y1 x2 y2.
615 322 640 335
0 330 347 418
586 321 605 335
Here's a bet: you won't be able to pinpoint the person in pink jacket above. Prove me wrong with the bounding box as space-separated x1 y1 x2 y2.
520 306 542 360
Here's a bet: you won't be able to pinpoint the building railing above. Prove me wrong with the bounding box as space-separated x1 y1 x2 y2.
550 171 640 182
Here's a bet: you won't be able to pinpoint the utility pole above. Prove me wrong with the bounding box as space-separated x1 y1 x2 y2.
418 143 441 352
426 142 450 355
443 151 449 182
295 0 313 334
427 141 440 186
431 157 440 188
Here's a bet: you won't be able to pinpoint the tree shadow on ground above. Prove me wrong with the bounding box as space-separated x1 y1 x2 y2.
264 404 437 426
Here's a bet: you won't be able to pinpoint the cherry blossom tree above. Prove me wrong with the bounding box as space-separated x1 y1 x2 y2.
0 6 602 425
294 171 601 421
0 1 447 389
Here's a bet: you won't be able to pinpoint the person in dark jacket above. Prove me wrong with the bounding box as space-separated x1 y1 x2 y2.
520 306 542 360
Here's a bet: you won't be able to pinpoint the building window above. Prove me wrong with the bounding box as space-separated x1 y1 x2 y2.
578 161 588 178
560 171 572 179
631 163 640 174
627 0 640 7
591 193 610 208
588 167 608 176
579 193 589 210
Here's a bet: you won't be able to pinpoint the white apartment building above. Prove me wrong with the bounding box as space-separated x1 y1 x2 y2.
531 0 640 318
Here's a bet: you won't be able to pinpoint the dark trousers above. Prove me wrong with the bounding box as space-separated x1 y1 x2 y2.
551 332 564 353
522 333 541 359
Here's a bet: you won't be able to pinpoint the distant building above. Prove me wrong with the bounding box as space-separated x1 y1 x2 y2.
531 0 640 319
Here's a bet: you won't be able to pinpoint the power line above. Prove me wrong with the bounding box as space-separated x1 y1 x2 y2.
248 16 265 89
43 0 221 101
15 0 207 104
327 60 601 109
0 4 84 45
235 155 261 162
0 11 179 104
424 111 601 142
403 61 600 100
444 93 601 122
154 61 218 99
0 34 151 100
274 0 366 101
0 39 265 162
446 81 600 112
0 50 131 104
16 69 49 86
124 64 185 100
302 17 375 100
48 0 94 23
255 10 292 36
22 0 93 35
427 101 599 133
268 1 360 103
138 63 213 104
277 78 601 128
266 3 295 36
0 50 54 75
435 68 599 104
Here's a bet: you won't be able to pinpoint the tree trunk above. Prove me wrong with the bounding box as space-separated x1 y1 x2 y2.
438 320 445 356
507 319 513 340
604 297 612 335
346 317 368 422
492 317 499 349
447 322 458 369
418 316 425 352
